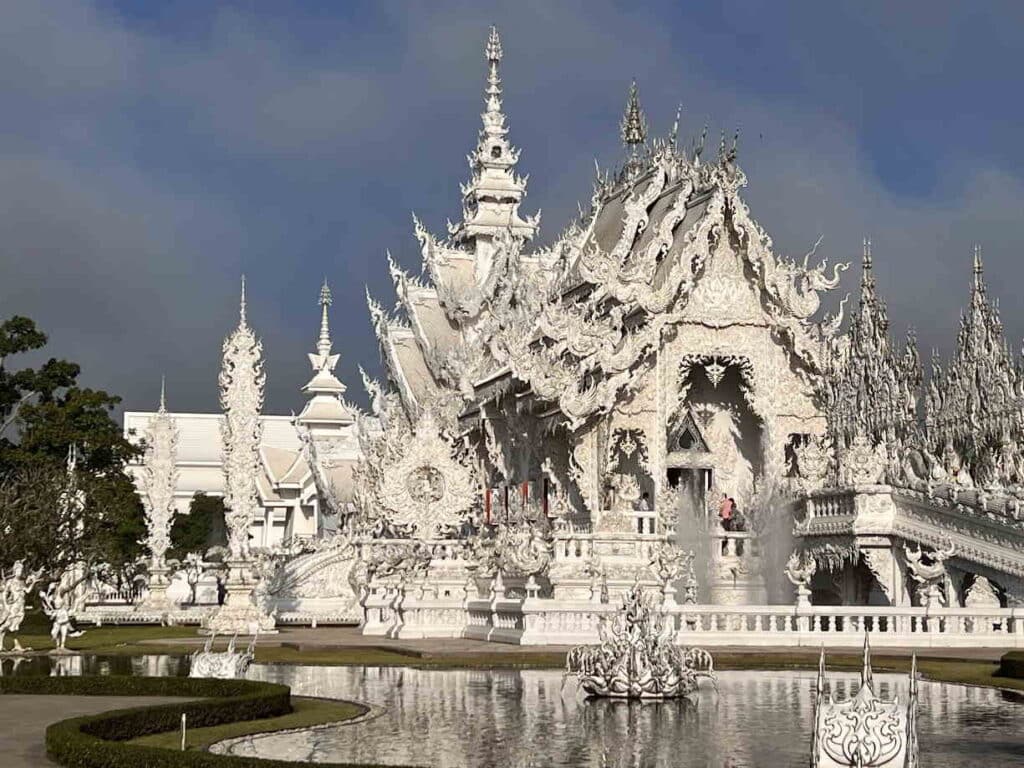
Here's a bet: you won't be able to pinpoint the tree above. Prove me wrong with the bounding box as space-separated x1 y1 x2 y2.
0 316 146 576
168 493 227 561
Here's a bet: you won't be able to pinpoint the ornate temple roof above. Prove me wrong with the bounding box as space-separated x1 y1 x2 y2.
370 28 849 432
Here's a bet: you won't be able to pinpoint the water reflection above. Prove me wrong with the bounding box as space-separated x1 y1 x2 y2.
3 655 1021 767
232 666 1024 768
0 654 189 678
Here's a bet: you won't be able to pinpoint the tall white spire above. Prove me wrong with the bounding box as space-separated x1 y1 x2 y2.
307 279 341 379
298 280 352 430
219 278 265 559
141 379 178 568
450 25 539 248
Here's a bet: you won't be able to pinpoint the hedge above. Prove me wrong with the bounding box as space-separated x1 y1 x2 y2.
1 675 414 768
999 651 1024 680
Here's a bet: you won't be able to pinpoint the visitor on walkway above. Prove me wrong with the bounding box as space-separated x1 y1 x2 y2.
730 498 745 532
718 493 733 531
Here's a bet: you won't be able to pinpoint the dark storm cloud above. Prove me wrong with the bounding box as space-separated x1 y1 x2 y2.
1 0 1022 415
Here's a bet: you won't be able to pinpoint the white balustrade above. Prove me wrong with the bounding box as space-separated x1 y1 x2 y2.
670 604 1023 648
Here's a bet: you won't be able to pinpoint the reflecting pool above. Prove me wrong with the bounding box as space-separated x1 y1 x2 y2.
4 655 1022 766
227 665 1024 768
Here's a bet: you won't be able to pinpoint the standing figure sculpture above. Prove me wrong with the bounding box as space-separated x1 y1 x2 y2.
0 561 43 654
39 582 84 653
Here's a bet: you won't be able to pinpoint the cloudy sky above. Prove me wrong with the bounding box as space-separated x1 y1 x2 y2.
2 1 1022 415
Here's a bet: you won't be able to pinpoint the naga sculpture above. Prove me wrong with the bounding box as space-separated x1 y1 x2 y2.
566 584 714 699
904 539 955 608
785 550 817 607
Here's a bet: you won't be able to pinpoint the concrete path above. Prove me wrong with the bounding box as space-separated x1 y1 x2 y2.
0 695 189 768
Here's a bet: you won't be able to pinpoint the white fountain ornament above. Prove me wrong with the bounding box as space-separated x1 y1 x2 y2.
566 584 714 699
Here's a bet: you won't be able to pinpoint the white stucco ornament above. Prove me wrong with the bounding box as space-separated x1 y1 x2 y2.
219 278 265 559
376 409 477 538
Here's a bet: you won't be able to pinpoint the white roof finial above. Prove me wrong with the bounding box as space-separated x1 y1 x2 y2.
621 79 647 149
317 278 333 359
158 375 167 413
239 275 248 326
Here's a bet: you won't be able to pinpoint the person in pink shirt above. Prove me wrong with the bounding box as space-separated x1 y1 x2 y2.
718 493 733 531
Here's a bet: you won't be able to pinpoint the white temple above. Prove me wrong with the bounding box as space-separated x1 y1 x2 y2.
119 27 1024 644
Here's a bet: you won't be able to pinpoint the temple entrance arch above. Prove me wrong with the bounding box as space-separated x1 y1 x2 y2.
671 355 765 515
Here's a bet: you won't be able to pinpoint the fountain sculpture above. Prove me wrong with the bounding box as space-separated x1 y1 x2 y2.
189 632 256 679
566 584 714 699
811 637 919 767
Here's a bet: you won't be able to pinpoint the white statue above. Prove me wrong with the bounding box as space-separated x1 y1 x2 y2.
189 633 256 679
39 583 84 653
0 561 43 654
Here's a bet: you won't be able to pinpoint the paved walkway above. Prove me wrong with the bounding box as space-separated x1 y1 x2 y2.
142 625 1009 661
0 695 189 768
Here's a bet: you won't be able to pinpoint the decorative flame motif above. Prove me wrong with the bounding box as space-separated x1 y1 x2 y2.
811 637 918 768
566 585 714 699
189 633 256 680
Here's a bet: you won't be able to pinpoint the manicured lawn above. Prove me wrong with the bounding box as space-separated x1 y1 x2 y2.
128 696 365 751
15 623 198 653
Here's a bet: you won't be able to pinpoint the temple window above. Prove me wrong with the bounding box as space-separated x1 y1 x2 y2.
491 145 502 158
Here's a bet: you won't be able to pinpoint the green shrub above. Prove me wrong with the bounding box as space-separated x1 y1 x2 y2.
5 675 413 768
999 651 1024 679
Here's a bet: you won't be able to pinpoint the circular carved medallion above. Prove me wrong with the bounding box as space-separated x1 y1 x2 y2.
406 465 445 504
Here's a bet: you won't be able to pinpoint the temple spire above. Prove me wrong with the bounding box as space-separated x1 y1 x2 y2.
860 237 876 304
158 375 167 413
484 25 503 127
449 26 538 253
972 243 984 293
620 79 647 150
317 278 333 360
298 280 351 429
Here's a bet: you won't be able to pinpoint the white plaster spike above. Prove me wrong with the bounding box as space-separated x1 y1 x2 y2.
158 375 167 413
860 633 874 690
239 274 248 326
